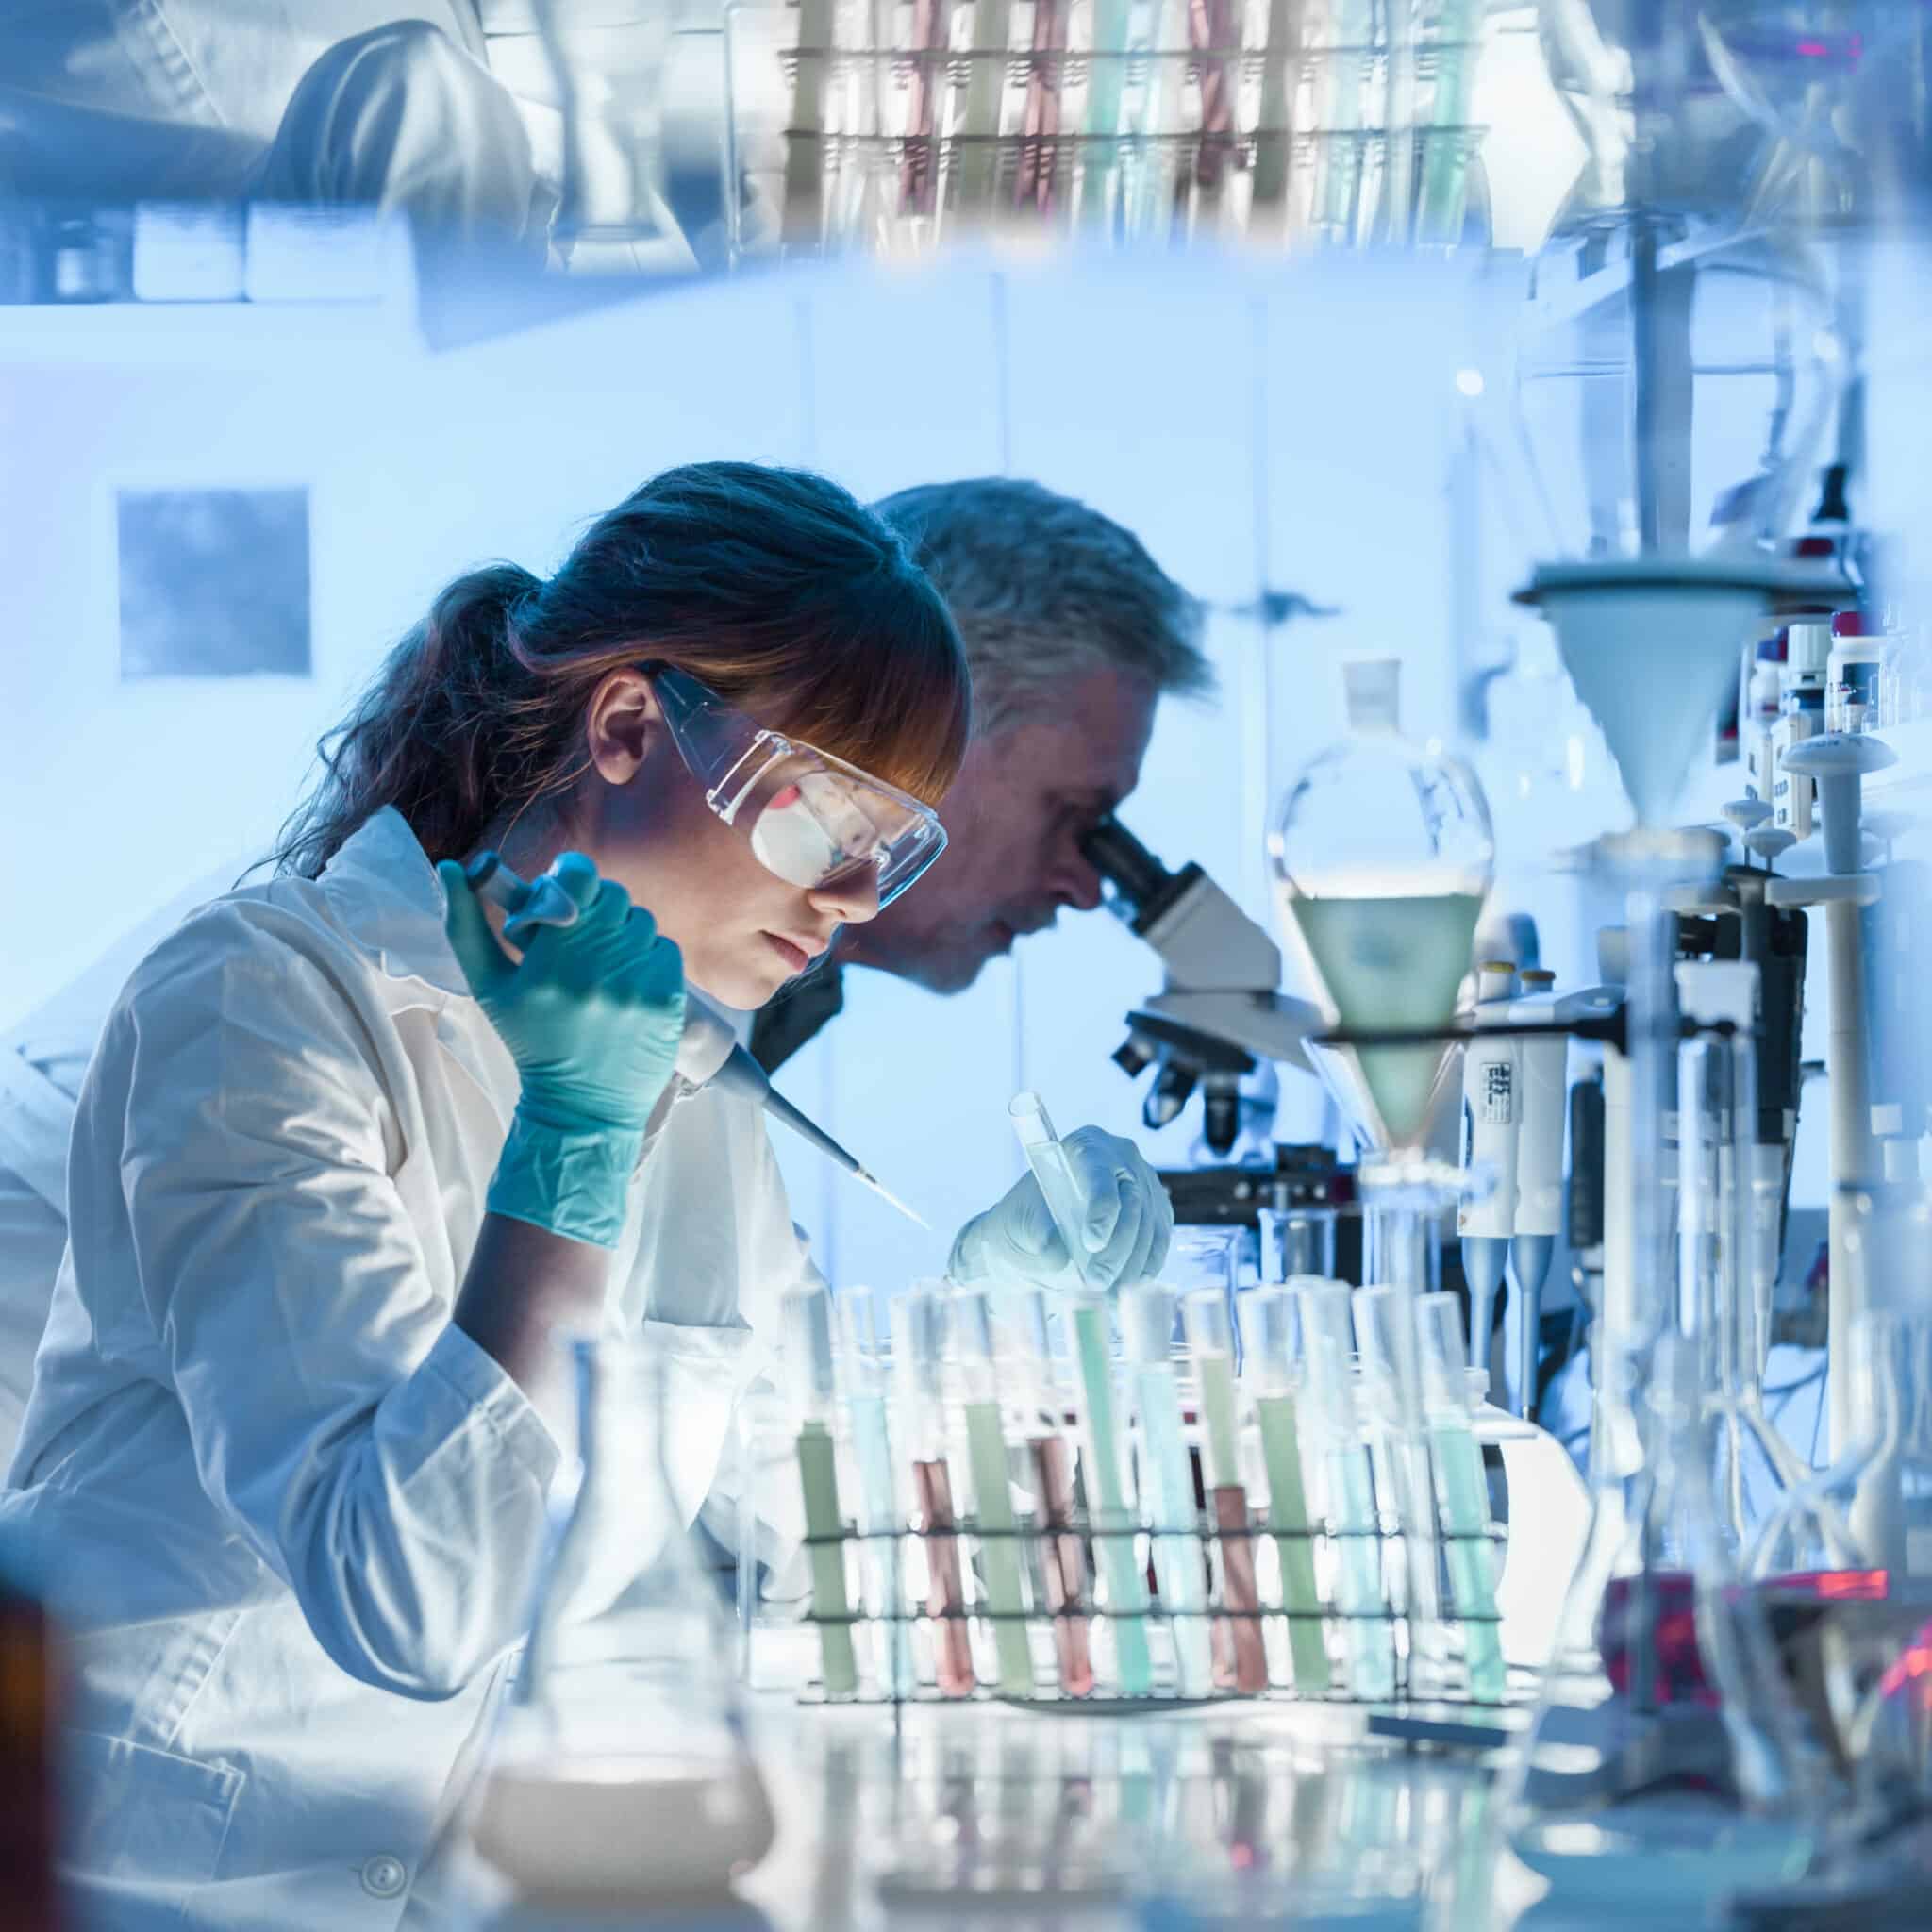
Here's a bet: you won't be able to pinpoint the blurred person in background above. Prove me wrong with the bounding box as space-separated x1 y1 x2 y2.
6 3 547 253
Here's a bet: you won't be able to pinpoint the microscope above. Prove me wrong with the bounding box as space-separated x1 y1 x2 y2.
1077 815 1357 1249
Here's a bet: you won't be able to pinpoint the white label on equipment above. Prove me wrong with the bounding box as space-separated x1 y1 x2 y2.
1479 1059 1514 1125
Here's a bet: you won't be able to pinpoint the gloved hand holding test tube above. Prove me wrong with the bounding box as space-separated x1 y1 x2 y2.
968 1091 1173 1292
462 853 926 1227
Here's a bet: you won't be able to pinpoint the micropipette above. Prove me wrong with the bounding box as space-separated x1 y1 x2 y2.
1008 1091 1102 1289
462 853 927 1227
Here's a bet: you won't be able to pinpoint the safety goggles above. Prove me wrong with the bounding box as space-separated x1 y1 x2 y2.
648 662 948 909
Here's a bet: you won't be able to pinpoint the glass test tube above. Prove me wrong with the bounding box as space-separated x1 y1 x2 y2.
781 1284 858 1698
1182 1288 1269 1692
1241 1286 1333 1694
1416 1292 1507 1701
1009 1091 1104 1289
949 1288 1036 1697
1014 1290 1093 1697
1295 1281 1397 1699
892 1285 975 1696
1120 1285 1215 1698
1350 1286 1410 1622
1070 1295 1155 1695
836 1289 914 1697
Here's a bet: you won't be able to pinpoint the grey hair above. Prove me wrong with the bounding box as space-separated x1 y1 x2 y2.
873 478 1212 739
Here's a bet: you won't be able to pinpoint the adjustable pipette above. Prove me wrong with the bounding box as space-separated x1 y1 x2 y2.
462 853 927 1227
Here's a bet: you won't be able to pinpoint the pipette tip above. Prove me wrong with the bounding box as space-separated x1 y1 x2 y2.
857 1169 930 1228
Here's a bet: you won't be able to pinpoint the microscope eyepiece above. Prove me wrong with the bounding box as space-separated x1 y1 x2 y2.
1079 817 1203 932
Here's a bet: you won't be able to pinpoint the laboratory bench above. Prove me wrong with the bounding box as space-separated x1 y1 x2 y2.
446 1681 1774 1932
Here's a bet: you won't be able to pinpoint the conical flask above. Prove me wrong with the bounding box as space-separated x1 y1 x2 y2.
468 1338 775 1906
1506 1335 1824 1895
1753 1310 1932 1802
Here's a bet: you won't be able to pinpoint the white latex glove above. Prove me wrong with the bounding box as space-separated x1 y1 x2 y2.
948 1126 1174 1292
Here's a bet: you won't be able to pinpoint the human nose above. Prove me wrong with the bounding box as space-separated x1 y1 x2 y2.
812 864 882 925
1048 835 1105 914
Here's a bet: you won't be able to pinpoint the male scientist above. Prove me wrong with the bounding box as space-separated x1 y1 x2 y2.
0 477 1211 1456
752 477 1212 1068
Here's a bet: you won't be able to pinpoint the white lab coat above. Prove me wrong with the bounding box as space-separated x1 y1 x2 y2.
2 807 817 1931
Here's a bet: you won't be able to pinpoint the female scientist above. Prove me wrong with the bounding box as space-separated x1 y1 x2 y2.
4 461 1171 1930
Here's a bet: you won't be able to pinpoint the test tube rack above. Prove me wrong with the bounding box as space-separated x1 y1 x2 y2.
724 6 1488 259
769 1507 1521 1720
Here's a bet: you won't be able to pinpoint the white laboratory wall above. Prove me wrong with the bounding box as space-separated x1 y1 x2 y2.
1 253 1638 1300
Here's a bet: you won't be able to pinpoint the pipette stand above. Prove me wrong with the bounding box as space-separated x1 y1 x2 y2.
1768 731 1896 1456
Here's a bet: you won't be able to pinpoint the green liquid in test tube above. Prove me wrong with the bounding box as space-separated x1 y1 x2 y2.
783 1285 858 1699
1009 1091 1103 1290
1241 1287 1332 1695
837 1290 913 1697
1072 1297 1154 1695
1121 1285 1214 1698
1418 1292 1507 1702
1294 1281 1396 1701
950 1288 1036 1697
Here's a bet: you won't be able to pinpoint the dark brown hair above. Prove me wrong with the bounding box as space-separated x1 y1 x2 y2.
272 462 971 877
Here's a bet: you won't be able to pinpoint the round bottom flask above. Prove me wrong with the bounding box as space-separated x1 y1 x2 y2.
469 1338 775 1907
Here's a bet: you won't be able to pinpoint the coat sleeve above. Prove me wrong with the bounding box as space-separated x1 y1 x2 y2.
91 906 559 1699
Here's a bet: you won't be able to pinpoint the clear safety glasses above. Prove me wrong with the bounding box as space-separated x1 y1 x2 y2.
648 662 948 909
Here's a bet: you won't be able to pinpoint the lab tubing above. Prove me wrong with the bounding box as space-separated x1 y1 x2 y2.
1121 1286 1214 1698
1071 1297 1154 1695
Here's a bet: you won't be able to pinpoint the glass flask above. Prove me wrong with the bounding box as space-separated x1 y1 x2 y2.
1504 1335 1824 1901
1753 1312 1932 1805
468 1339 775 1906
1267 652 1495 1698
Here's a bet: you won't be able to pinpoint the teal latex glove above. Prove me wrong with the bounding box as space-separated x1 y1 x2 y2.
439 854 685 1247
948 1125 1174 1292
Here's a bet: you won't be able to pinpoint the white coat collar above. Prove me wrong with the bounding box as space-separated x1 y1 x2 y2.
318 808 472 999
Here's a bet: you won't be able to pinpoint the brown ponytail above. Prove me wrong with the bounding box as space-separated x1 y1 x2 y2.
270 463 971 878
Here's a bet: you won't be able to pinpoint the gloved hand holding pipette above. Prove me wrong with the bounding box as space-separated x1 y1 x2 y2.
440 853 685 1248
947 1092 1174 1292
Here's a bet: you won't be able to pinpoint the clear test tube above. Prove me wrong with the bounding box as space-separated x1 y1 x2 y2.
1120 1284 1215 1698
1240 1286 1332 1694
835 1288 913 1698
1258 1206 1339 1287
1294 1281 1397 1700
1069 1294 1155 1695
891 1284 975 1697
781 1284 859 1699
1416 1292 1508 1702
1009 1091 1105 1290
1012 1290 1093 1698
1349 1288 1409 1623
1181 1288 1269 1692
948 1288 1036 1697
